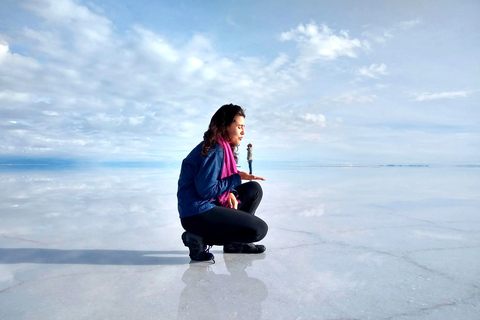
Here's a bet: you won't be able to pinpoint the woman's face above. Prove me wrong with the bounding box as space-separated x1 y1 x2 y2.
227 116 245 146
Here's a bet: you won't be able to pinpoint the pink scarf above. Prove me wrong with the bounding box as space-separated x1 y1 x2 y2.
217 136 239 207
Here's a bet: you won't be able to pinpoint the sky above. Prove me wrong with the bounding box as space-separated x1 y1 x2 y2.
0 0 479 165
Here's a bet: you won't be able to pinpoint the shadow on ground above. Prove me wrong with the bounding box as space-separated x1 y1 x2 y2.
0 248 190 265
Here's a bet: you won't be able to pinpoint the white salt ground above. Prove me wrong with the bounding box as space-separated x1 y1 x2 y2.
0 165 479 319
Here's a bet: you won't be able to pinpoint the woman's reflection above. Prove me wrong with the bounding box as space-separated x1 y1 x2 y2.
177 254 267 320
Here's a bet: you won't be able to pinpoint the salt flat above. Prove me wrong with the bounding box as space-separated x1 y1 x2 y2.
0 164 479 319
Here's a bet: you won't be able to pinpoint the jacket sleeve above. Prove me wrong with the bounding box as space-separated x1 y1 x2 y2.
194 147 241 200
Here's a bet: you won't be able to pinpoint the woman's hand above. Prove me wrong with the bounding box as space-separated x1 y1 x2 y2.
227 192 238 209
238 171 266 181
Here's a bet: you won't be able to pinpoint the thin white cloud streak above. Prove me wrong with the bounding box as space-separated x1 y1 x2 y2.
398 19 422 30
415 91 469 101
329 91 377 105
356 63 387 79
361 19 420 44
362 30 393 44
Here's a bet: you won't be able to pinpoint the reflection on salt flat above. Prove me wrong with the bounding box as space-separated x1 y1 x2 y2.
0 168 180 247
178 254 267 320
0 166 479 319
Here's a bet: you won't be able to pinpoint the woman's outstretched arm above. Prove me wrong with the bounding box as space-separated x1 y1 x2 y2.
238 171 266 181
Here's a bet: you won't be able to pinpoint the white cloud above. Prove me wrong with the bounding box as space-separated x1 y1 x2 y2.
329 91 377 105
128 116 145 126
0 40 41 76
266 53 289 72
21 0 113 44
375 31 393 43
415 91 469 101
356 63 387 79
398 19 421 30
0 40 9 62
0 1 308 158
301 113 326 127
280 22 365 62
0 90 32 103
361 29 394 44
226 16 240 28
361 19 420 45
134 26 180 63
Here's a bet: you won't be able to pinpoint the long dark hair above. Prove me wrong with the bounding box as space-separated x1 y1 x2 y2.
202 104 245 161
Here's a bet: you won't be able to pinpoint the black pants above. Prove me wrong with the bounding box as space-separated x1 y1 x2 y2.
181 181 268 245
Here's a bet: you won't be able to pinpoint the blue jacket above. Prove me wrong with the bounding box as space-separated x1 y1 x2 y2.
177 141 242 218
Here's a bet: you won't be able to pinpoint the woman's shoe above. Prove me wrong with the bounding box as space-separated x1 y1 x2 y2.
182 232 215 263
223 242 266 253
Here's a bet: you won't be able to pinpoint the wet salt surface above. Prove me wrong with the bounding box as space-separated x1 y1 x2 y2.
0 166 479 319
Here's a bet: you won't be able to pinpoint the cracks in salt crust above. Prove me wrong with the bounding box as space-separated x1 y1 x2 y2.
274 227 474 285
366 204 438 225
276 227 480 319
384 300 458 320
277 241 327 250
1 234 47 245
407 245 480 254
331 224 435 234
402 245 480 290
384 291 480 320
0 280 28 294
371 205 480 233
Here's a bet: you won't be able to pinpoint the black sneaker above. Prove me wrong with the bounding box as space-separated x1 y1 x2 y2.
223 242 266 254
182 232 215 263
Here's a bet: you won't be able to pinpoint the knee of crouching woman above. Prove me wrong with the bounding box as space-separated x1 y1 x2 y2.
248 180 263 199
